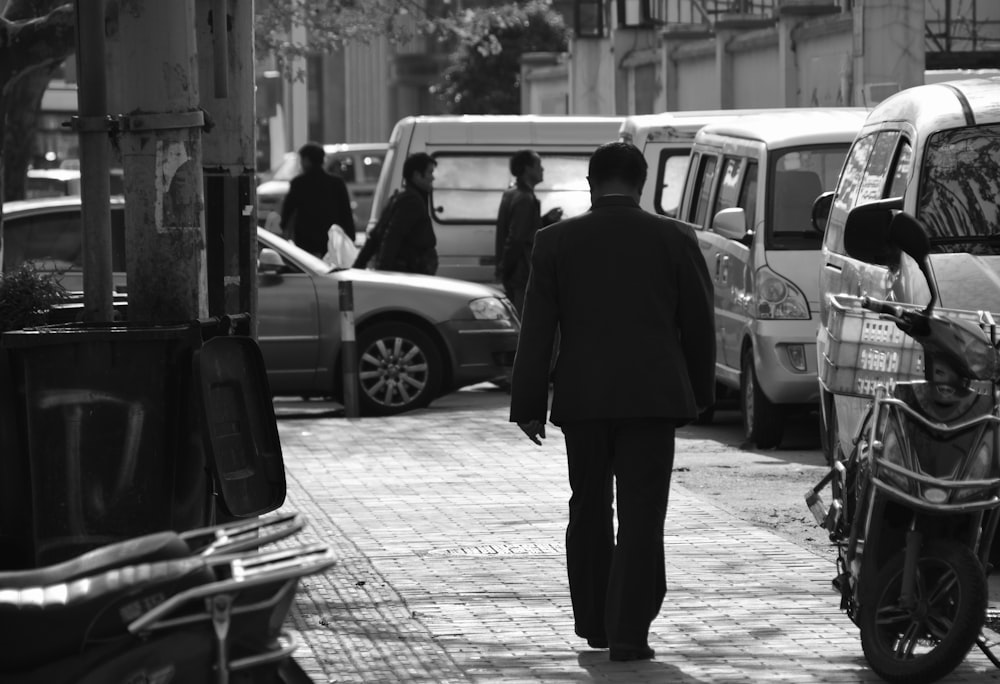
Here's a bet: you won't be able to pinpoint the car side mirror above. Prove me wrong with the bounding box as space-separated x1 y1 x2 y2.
711 207 748 241
258 248 284 274
842 198 904 266
811 191 834 234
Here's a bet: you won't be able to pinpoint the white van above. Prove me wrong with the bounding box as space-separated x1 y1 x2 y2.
366 115 623 283
677 108 868 448
816 77 1000 464
620 108 800 219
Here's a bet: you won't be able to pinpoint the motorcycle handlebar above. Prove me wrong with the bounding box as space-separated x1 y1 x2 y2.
861 296 905 320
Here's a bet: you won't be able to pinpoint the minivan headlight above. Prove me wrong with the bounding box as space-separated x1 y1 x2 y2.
469 297 512 321
755 267 810 319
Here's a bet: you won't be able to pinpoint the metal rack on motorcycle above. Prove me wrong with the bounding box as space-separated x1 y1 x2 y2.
819 294 997 398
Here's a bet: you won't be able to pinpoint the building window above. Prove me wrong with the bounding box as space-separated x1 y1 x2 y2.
575 0 606 38
617 0 651 27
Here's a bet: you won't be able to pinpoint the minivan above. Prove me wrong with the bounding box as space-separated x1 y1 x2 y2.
678 108 868 448
620 108 799 219
816 77 1000 463
366 115 623 283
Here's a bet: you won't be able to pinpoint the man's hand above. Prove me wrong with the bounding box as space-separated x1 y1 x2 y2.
542 207 563 225
518 419 546 446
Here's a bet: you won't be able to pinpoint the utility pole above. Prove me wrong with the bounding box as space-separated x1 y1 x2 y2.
195 0 257 327
117 0 207 322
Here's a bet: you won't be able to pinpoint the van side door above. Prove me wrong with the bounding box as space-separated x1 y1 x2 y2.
709 155 755 372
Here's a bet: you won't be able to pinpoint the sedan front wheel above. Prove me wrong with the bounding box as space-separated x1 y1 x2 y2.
354 322 442 416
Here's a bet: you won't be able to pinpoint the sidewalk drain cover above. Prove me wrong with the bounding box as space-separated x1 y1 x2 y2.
429 543 562 556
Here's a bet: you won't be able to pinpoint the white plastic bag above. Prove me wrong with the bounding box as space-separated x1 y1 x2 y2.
322 224 359 268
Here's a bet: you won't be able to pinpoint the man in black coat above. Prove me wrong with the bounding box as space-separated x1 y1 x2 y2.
509 141 715 662
280 142 356 256
376 152 438 275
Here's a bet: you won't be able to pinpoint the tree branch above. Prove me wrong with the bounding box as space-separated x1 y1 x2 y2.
1 3 76 88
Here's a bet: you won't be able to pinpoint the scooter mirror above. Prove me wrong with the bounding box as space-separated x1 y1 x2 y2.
888 212 932 263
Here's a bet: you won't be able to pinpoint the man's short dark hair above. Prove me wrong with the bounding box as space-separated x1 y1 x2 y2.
588 141 647 190
509 149 538 178
298 142 325 167
403 152 436 183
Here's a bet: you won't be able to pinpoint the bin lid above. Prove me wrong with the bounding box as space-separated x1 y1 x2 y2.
194 336 285 517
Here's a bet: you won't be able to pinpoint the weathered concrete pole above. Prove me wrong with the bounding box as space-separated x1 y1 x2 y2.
195 0 257 326
74 0 113 322
117 0 207 322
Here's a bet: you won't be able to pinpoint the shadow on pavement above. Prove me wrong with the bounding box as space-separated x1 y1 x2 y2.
577 650 711 682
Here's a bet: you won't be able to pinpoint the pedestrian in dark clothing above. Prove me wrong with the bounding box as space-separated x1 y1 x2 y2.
376 152 438 275
496 150 562 314
508 141 715 662
280 142 356 257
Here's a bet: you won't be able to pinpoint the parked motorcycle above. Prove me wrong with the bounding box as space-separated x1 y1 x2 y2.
806 211 1000 683
0 512 334 684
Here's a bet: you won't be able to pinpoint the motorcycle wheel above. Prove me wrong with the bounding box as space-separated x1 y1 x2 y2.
858 539 985 684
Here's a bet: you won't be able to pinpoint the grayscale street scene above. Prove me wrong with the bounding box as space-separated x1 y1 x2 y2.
3 1 1000 682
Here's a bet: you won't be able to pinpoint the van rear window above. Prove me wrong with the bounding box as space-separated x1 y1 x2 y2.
431 154 591 224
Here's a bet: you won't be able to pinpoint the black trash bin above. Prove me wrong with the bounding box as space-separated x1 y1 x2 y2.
3 322 209 567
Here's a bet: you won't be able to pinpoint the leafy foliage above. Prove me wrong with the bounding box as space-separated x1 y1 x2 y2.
0 263 67 332
431 1 568 114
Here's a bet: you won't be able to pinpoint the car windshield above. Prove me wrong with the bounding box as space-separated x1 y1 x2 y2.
767 144 850 250
918 123 1000 255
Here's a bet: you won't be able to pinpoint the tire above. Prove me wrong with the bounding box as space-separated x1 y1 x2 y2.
740 348 784 448
859 539 986 684
354 322 442 416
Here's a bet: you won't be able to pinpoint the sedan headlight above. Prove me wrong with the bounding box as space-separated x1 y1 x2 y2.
469 297 512 321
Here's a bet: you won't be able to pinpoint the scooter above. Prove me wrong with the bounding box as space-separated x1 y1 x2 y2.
0 512 335 684
806 211 1000 683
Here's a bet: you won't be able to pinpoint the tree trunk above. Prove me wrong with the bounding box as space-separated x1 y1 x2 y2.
3 65 57 201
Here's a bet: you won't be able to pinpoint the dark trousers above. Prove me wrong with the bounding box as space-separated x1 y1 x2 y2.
561 418 675 648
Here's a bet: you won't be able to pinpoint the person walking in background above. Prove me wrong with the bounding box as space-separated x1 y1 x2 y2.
496 149 562 314
280 142 356 257
508 142 715 662
376 152 439 275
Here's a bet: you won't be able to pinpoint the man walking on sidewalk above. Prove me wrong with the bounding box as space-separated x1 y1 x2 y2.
508 141 715 662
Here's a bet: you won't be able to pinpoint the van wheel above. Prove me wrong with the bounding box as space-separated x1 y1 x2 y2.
740 348 784 448
355 322 442 416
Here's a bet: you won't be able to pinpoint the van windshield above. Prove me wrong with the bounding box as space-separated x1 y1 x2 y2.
767 144 850 250
918 123 1000 255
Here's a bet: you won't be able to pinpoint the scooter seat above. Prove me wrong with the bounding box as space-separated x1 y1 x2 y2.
0 556 215 673
0 531 191 589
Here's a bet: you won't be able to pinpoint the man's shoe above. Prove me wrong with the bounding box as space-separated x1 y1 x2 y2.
609 645 655 662
586 636 608 649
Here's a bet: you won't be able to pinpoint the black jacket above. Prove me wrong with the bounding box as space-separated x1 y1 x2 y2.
280 169 355 254
509 195 715 426
376 186 437 274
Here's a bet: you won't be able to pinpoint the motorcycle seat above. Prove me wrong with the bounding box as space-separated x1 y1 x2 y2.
0 531 191 588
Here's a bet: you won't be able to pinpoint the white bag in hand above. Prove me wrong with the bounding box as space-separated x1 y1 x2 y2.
322 224 359 268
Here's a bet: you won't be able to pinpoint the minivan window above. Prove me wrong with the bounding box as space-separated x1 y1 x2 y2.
713 157 743 217
825 132 877 253
858 131 900 202
431 154 591 224
739 161 759 230
653 150 691 217
769 144 850 250
918 123 1000 254
887 140 912 198
690 155 718 228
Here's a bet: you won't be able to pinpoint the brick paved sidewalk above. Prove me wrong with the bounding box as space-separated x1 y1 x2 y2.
273 391 1000 683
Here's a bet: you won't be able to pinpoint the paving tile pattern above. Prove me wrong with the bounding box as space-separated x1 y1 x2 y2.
273 394 1000 683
